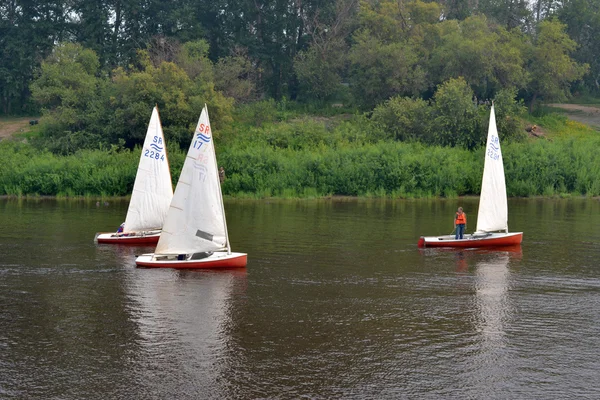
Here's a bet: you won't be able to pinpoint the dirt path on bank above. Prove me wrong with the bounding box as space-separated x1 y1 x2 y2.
547 103 600 129
0 118 34 139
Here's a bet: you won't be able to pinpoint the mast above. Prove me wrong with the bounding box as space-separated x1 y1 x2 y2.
155 105 173 197
206 105 232 254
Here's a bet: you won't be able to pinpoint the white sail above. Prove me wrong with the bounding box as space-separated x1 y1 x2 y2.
155 106 228 255
123 107 173 232
476 105 508 233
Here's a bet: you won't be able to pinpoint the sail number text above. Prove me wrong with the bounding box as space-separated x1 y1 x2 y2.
486 135 500 161
144 136 166 161
193 123 211 150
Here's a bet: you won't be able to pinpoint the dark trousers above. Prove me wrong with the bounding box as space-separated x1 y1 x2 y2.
455 224 465 239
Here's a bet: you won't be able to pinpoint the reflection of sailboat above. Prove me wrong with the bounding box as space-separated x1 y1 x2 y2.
455 251 468 272
418 105 523 248
136 106 247 268
96 107 173 244
474 254 511 341
418 244 523 260
123 266 247 396
468 252 513 391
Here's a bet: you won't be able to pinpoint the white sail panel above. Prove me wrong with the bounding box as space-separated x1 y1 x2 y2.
476 105 508 233
155 106 227 255
124 107 173 232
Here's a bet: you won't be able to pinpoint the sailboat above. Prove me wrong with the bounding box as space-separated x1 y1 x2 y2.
135 105 247 268
95 106 173 244
417 104 523 248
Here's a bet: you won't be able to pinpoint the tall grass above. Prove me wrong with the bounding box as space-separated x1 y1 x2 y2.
218 123 600 198
504 135 600 196
2 116 600 198
218 142 480 198
0 141 185 197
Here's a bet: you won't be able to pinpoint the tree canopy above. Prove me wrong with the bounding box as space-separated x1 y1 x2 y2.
0 0 593 154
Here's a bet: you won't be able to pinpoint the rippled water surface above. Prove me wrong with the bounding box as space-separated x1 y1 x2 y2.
1 197 600 399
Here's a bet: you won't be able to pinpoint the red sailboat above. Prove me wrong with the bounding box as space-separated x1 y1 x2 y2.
418 105 523 248
135 105 247 268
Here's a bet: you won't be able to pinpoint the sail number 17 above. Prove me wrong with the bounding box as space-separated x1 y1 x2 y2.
193 123 211 150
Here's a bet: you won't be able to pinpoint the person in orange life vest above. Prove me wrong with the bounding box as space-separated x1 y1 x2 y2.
454 207 467 239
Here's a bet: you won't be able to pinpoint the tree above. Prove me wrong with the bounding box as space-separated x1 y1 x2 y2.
30 43 234 153
532 0 561 23
294 43 344 102
442 0 474 21
432 77 482 149
293 0 357 102
370 97 433 142
214 48 259 104
106 50 233 149
492 88 527 142
476 0 531 30
558 0 600 95
348 31 426 109
31 43 100 110
347 0 438 108
0 0 71 115
72 0 112 67
428 16 528 101
29 43 103 153
526 18 589 111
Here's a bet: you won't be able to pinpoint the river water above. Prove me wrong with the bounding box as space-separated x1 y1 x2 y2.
1 197 600 399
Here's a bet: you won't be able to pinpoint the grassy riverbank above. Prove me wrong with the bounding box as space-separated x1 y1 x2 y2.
2 110 599 198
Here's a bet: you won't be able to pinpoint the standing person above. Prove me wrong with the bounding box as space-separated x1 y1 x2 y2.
219 166 226 183
454 207 467 239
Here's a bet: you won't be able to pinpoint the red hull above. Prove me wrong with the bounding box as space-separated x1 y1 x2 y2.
136 253 247 269
96 233 160 245
417 232 523 248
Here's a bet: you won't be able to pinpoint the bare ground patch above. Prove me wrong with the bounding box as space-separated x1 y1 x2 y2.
0 118 35 139
547 104 600 129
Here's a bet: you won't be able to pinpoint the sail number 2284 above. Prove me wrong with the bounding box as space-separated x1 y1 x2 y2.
144 150 165 161
486 135 500 161
144 136 166 161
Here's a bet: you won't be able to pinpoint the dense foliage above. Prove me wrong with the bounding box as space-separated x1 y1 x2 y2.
1 0 594 117
0 141 185 197
1 0 598 199
2 114 600 198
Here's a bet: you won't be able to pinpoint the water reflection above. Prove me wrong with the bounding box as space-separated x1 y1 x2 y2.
467 247 521 397
123 266 247 397
94 242 248 398
6 198 600 399
474 252 510 346
455 251 468 273
417 245 523 396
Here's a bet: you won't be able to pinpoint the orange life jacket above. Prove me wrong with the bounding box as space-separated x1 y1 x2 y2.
455 212 467 225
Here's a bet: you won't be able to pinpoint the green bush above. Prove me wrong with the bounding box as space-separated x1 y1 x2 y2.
3 111 600 199
370 97 433 142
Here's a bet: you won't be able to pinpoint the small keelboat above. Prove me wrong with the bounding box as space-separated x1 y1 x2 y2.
135 105 247 269
418 104 523 248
